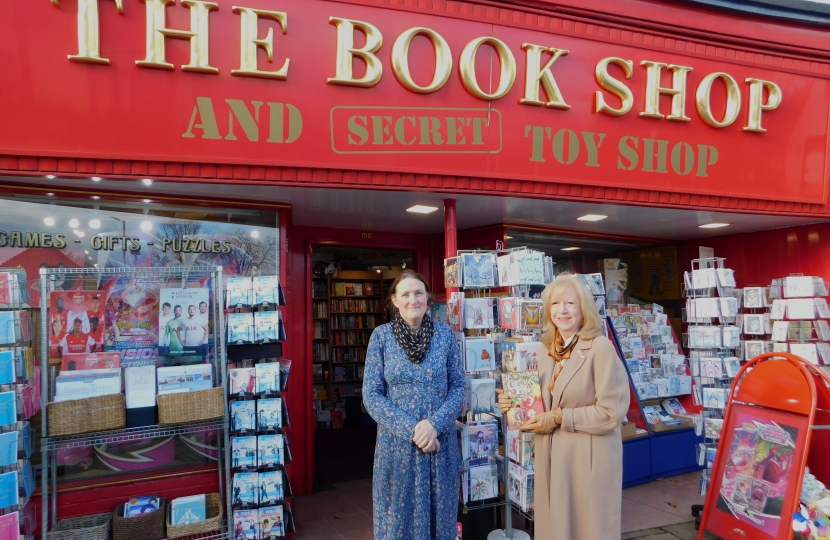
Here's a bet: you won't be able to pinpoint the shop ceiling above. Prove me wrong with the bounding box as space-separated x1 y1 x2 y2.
1 175 826 242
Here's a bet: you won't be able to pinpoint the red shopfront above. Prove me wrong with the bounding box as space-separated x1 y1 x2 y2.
2 0 830 526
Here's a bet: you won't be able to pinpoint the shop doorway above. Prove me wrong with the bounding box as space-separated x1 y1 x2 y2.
310 245 415 489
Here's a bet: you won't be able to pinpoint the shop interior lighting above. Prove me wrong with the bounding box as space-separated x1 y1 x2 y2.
46 193 54 196
250 230 260 238
699 223 730 228
91 177 102 182
45 175 55 179
376 268 382 273
142 178 153 186
577 214 608 221
140 220 152 232
68 218 79 228
91 196 100 200
405 205 439 214
89 219 101 229
561 247 581 251
401 259 406 268
143 199 152 203
43 217 55 226
505 235 513 239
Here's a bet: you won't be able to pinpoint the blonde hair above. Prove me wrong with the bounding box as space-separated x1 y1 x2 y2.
540 272 604 349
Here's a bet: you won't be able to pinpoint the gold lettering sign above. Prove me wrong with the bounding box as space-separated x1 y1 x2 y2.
231 7 289 80
459 37 516 101
327 17 383 88
595 57 634 116
743 78 783 133
391 28 452 94
136 0 219 73
696 72 741 129
640 61 693 122
519 44 570 109
52 0 125 64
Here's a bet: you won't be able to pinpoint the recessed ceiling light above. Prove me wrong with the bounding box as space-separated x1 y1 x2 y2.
46 192 54 196
142 178 153 186
376 268 382 273
91 177 102 182
577 214 608 221
140 220 152 232
91 196 100 200
505 236 513 239
45 175 55 179
43 217 55 226
143 199 152 203
68 219 79 228
406 205 439 214
250 230 260 238
561 247 581 251
89 219 101 229
699 223 730 229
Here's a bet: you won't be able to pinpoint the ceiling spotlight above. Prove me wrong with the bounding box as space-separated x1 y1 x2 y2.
140 220 152 232
699 223 730 229
46 193 54 196
143 199 152 203
89 219 101 229
561 247 581 251
505 236 513 239
142 178 153 186
406 205 438 214
376 268 382 273
577 214 608 222
45 175 55 179
91 177 102 182
91 196 100 200
43 217 55 226
68 218 79 228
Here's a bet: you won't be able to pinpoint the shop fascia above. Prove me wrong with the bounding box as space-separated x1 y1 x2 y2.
55 0 781 133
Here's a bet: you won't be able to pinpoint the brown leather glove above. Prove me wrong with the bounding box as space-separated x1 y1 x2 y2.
519 408 563 434
495 388 512 414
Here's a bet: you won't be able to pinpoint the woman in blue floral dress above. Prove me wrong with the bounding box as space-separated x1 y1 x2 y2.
363 270 465 540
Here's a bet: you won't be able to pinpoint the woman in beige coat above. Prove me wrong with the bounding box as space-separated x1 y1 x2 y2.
497 273 630 540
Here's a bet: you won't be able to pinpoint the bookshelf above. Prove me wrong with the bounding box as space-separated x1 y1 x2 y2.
311 272 383 430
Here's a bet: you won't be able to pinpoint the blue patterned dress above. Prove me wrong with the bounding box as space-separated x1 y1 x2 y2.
363 321 465 540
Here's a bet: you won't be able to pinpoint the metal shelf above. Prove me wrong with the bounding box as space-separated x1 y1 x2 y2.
42 419 224 450
163 524 229 540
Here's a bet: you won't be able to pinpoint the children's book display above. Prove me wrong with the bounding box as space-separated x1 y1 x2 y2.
768 275 830 378
681 258 741 497
225 275 293 537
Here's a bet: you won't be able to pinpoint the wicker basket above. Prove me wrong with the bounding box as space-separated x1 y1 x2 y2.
47 393 126 437
113 497 166 540
157 387 225 425
48 513 111 540
166 493 222 538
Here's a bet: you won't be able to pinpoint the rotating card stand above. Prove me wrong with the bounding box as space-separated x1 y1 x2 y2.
697 352 830 540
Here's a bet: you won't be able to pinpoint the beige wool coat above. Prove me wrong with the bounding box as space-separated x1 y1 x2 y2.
534 334 631 540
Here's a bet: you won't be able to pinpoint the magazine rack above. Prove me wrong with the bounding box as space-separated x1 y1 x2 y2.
39 266 229 540
697 352 830 540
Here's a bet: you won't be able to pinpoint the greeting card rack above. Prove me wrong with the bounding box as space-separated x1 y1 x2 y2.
39 265 230 540
224 274 295 538
0 267 38 539
768 274 830 377
680 257 741 525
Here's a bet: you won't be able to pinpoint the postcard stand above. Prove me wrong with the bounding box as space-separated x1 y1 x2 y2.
697 352 830 540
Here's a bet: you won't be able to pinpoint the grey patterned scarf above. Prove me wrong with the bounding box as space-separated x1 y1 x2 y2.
391 311 434 364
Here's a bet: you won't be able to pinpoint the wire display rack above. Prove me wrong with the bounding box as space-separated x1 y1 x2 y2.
38 265 228 540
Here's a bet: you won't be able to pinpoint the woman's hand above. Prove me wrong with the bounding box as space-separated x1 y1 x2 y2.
421 438 441 453
495 388 512 414
518 409 562 434
413 419 438 451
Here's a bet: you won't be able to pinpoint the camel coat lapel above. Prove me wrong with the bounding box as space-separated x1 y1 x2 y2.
548 339 591 411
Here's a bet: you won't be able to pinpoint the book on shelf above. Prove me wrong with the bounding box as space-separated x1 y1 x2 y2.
334 283 346 297
353 283 363 296
169 494 205 524
254 311 281 344
258 434 284 468
157 364 212 395
124 365 156 409
124 495 161 518
345 283 355 296
363 283 374 296
226 277 253 309
227 312 255 345
643 405 681 426
257 398 282 431
259 505 285 539
229 367 256 397
661 398 687 415
255 362 280 395
501 371 544 430
331 409 344 428
253 276 280 308
232 437 257 470
258 470 283 505
231 400 256 433
54 369 121 402
233 509 258 537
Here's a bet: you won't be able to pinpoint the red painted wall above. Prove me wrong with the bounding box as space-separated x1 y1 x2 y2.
679 222 830 286
285 223 433 494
